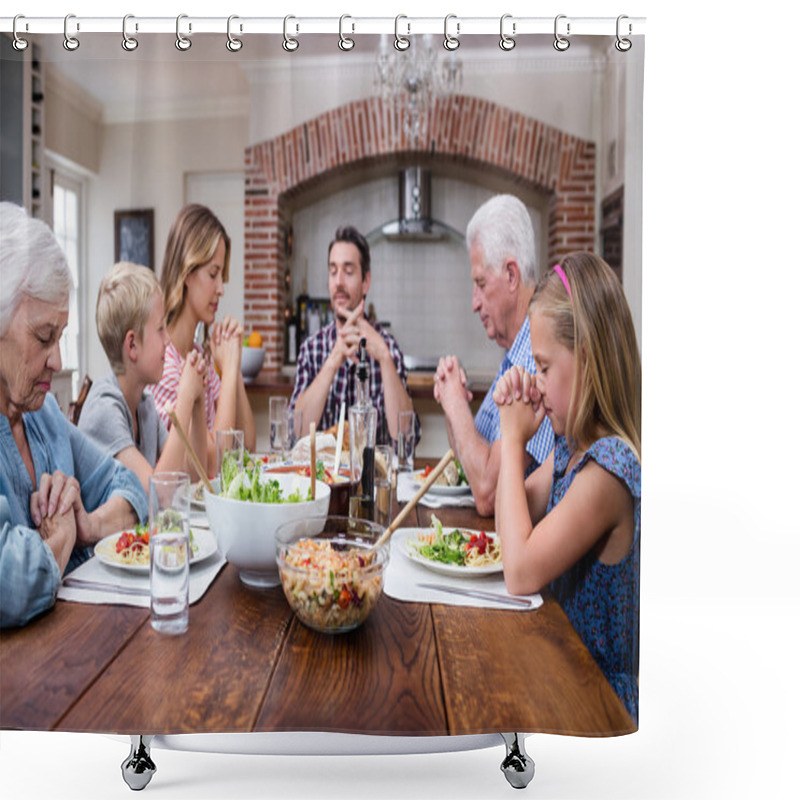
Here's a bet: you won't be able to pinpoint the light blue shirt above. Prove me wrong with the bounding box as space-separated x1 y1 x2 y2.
474 316 555 469
1 394 148 628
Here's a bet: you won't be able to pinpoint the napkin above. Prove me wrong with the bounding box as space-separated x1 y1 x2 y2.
396 470 476 509
384 528 541 611
57 531 226 609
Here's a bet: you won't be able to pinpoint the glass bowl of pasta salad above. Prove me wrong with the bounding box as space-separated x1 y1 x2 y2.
275 515 389 633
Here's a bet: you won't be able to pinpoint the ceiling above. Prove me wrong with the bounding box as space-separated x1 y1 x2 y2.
37 32 609 121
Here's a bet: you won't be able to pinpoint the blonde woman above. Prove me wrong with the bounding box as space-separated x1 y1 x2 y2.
494 252 641 724
150 204 255 473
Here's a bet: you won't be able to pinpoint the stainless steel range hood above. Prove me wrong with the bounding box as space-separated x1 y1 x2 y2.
366 167 465 245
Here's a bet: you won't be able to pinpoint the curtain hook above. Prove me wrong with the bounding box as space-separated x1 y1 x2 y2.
175 13 192 51
615 15 632 52
394 14 410 51
499 14 516 51
122 14 139 51
12 15 29 51
339 14 355 51
226 15 243 52
443 14 460 51
282 15 299 52
63 13 80 51
553 14 570 51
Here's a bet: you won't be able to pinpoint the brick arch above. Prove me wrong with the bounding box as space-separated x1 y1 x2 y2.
244 95 595 370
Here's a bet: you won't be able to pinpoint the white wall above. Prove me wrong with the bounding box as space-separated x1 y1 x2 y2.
84 116 248 379
291 175 546 374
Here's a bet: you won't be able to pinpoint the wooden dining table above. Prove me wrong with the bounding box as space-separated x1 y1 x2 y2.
0 474 634 745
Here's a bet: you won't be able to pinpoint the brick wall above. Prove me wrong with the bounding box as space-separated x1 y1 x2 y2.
245 95 596 371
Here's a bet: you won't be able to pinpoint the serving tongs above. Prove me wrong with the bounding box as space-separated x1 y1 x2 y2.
165 403 214 495
373 448 454 550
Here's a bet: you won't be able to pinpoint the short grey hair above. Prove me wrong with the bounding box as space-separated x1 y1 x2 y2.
0 203 73 338
465 194 537 286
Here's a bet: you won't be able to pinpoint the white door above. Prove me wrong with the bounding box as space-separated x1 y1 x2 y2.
184 172 246 328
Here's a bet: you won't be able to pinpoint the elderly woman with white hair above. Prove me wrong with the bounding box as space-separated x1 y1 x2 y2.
0 203 147 628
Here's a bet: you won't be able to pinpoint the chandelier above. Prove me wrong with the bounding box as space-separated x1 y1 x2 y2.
374 34 462 144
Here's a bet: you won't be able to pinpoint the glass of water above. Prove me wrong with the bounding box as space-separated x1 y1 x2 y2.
374 444 393 527
269 396 288 459
148 472 191 635
396 410 416 473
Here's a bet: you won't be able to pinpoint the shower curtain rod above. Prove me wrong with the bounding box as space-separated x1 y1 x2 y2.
1 15 645 39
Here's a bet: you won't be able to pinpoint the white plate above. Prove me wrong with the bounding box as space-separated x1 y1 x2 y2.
94 527 218 574
399 527 502 577
412 472 471 495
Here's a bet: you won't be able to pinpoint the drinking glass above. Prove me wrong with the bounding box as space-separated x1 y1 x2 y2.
396 410 415 473
149 472 191 635
269 396 288 458
349 405 377 521
374 443 393 527
216 429 244 494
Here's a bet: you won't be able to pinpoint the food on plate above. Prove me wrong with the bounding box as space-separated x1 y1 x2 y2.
416 459 468 488
279 537 383 631
100 520 198 566
409 515 501 568
288 460 349 485
111 523 151 566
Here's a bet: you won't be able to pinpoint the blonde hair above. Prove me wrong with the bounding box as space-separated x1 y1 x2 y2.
160 204 230 343
530 252 641 460
96 262 162 375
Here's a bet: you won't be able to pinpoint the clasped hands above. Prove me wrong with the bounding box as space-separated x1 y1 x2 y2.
209 315 244 376
331 300 387 367
493 365 546 444
30 470 90 550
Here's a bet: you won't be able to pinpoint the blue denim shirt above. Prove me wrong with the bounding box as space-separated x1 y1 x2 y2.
1 394 148 628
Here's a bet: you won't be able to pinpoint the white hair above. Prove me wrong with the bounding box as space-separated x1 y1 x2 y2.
465 194 537 286
0 203 73 338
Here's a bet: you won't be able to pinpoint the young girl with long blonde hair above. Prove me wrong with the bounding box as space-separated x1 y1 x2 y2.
494 251 641 723
150 204 255 472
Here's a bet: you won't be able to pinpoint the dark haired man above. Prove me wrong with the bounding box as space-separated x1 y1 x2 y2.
290 225 418 445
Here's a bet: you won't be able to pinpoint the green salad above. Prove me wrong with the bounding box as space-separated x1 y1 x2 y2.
410 515 470 566
223 462 311 504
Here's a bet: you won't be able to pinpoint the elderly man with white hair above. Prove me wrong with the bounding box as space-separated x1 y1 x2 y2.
0 203 147 628
434 195 554 516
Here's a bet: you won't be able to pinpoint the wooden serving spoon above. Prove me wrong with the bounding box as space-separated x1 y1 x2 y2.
373 448 454 549
165 403 214 494
309 421 316 500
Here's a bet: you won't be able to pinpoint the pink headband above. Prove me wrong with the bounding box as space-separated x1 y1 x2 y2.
553 263 572 299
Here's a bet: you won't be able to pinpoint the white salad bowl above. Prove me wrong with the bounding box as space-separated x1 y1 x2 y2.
204 472 330 588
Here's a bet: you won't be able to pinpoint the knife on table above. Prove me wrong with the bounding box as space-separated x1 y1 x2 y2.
416 582 534 609
61 578 150 597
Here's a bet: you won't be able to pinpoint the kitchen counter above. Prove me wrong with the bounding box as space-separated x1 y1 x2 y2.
244 369 493 401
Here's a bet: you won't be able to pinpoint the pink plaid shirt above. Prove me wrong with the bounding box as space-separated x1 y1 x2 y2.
149 341 220 432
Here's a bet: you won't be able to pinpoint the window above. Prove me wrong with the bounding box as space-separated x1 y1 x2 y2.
51 171 85 399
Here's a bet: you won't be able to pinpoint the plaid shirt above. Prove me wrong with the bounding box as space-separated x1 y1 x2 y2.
474 315 554 469
149 341 220 432
290 320 419 446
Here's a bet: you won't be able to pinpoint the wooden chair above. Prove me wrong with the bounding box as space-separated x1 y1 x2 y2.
67 375 92 426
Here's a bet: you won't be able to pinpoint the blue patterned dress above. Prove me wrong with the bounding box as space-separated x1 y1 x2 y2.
547 435 640 725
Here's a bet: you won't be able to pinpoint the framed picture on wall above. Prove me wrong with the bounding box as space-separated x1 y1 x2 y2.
114 208 155 269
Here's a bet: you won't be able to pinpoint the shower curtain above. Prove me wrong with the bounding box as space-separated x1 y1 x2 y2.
1 14 645 796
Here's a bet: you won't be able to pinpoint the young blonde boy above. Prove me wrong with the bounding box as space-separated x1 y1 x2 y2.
78 262 207 491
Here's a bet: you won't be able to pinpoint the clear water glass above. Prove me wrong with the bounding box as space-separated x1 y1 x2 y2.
149 472 191 635
396 410 415 473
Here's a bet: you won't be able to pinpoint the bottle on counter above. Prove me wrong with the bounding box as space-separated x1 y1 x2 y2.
284 303 298 365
